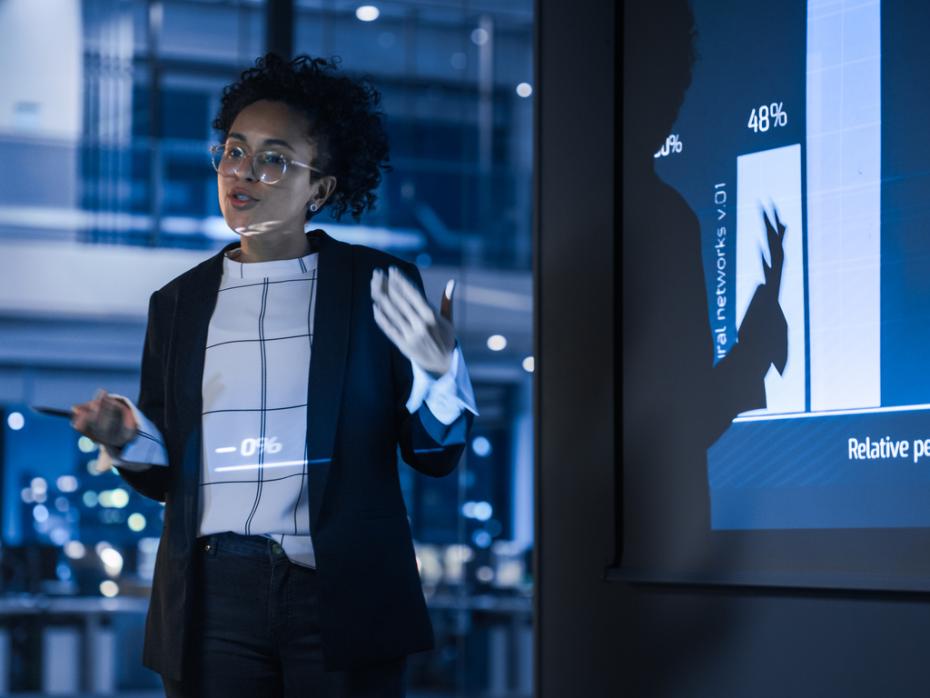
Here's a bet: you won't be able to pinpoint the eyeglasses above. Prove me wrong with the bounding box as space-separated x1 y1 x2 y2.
209 143 325 185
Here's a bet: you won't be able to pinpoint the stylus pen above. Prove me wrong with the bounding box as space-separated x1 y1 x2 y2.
30 406 74 419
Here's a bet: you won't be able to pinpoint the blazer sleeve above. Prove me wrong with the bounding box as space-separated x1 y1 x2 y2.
392 262 475 477
115 290 173 502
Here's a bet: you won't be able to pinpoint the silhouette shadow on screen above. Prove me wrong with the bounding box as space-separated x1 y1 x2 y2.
621 0 788 580
620 2 790 691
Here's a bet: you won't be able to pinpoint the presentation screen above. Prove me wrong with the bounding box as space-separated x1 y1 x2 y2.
620 0 930 591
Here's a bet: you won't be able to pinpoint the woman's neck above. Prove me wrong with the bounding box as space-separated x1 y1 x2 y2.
230 231 312 263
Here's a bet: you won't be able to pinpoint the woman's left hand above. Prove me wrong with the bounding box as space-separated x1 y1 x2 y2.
371 266 456 377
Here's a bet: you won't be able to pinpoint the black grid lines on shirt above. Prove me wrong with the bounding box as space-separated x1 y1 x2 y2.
200 470 309 486
201 262 318 543
206 333 311 351
217 277 316 294
244 278 270 535
294 267 316 534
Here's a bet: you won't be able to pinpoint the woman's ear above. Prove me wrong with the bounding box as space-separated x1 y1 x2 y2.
314 176 338 209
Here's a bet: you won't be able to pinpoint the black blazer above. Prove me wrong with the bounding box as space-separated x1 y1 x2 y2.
117 228 473 680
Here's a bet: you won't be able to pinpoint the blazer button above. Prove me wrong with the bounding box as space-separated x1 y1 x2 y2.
271 543 283 555
204 543 211 551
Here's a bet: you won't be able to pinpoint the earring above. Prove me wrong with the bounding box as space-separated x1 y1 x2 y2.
309 202 319 212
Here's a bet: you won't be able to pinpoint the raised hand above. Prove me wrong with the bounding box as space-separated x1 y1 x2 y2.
70 389 138 452
371 266 456 377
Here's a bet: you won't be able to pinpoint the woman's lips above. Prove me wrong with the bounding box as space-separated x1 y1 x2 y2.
227 191 259 209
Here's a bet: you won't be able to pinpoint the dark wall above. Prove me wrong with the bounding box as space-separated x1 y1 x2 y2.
534 1 930 696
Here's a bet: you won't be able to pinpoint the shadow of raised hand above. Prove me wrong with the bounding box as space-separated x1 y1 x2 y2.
739 203 789 377
762 204 787 299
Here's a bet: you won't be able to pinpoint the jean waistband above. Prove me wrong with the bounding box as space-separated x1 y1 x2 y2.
198 531 284 558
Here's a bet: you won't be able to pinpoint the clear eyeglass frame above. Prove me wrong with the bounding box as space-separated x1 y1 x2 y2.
209 143 325 185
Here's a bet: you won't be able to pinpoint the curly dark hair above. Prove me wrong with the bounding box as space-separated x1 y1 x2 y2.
213 52 392 222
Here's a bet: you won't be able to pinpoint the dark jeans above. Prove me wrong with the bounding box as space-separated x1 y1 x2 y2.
162 532 406 698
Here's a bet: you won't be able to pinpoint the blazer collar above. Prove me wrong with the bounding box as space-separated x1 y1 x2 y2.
172 228 352 531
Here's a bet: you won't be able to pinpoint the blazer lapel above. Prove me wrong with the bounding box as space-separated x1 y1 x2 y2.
172 252 225 442
305 229 353 532
171 249 226 524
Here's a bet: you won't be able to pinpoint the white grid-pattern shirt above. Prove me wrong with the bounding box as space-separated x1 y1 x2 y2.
103 247 478 569
197 249 321 566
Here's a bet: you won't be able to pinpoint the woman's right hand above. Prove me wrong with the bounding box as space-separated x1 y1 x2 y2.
70 389 139 452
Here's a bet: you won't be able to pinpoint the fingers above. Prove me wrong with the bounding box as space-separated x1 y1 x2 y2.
372 302 408 352
70 389 135 447
440 279 455 323
388 267 435 325
372 270 415 337
370 267 456 366
371 266 436 336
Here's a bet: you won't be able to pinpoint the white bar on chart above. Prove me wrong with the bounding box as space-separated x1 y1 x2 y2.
805 0 881 411
736 143 806 415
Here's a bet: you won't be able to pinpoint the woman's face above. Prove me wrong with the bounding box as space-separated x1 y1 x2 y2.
217 99 324 237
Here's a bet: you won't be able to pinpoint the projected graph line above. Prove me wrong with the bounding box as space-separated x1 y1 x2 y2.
214 457 331 473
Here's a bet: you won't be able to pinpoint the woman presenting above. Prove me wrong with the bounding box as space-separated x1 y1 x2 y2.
70 53 477 698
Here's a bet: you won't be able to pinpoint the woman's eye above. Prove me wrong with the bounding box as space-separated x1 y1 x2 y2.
258 151 286 166
226 146 246 160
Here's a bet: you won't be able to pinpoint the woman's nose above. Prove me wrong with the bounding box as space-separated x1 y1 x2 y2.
236 155 258 182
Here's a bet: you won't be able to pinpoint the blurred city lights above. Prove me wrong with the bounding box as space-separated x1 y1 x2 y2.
522 355 535 373
475 564 495 582
56 563 72 581
78 436 97 453
473 501 493 521
471 27 489 45
99 580 119 598
57 475 78 492
7 411 24 430
50 527 69 546
472 530 493 548
32 505 49 523
495 560 524 587
110 488 129 508
64 541 86 559
128 513 146 532
83 491 98 507
355 5 379 21
516 82 533 98
100 546 124 577
31 477 47 495
462 500 493 521
487 334 507 351
446 544 474 564
471 436 492 457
